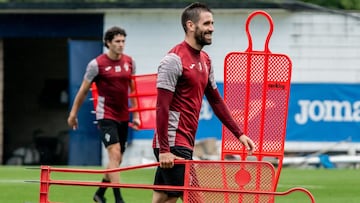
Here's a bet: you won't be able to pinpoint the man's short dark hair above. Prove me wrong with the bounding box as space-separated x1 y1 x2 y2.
103 26 127 48
181 2 212 33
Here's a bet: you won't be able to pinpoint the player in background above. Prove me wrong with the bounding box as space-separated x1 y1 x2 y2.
67 26 140 203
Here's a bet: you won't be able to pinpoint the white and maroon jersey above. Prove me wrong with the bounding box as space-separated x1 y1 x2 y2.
84 53 136 122
153 41 217 151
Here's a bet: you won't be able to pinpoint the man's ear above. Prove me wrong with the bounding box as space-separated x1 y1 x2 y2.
186 20 195 32
105 40 111 47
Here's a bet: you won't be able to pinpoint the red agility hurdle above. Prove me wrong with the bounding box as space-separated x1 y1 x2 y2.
222 10 291 186
90 73 157 129
39 160 315 203
221 10 315 202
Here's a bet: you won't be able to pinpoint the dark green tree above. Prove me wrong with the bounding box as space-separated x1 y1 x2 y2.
1 0 360 10
301 0 360 10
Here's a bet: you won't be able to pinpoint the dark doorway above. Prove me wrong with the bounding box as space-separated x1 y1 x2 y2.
3 38 69 165
0 13 104 165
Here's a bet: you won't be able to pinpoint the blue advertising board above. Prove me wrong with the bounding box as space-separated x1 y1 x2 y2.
133 83 360 143
287 83 360 142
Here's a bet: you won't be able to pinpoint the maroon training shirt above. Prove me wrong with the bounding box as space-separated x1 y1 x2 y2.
84 53 136 122
153 41 217 152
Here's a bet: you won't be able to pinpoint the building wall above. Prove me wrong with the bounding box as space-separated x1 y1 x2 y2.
103 9 360 166
0 39 3 164
0 14 103 165
288 12 360 83
0 8 359 166
104 9 360 83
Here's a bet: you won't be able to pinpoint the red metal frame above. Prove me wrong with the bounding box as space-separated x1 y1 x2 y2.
38 10 316 203
221 9 299 198
39 160 315 203
90 73 157 129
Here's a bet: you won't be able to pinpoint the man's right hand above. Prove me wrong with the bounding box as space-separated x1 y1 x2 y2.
67 115 78 130
159 152 184 168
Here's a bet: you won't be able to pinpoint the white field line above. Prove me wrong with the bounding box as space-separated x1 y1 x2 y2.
0 179 151 185
0 179 108 184
0 179 38 183
277 184 325 189
0 179 325 190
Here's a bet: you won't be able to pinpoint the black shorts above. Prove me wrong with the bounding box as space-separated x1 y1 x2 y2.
153 146 193 197
97 119 128 153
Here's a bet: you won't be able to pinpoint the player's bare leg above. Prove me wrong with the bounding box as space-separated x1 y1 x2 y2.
107 143 125 203
94 143 124 203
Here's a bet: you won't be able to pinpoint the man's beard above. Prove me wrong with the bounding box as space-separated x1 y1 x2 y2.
195 27 212 47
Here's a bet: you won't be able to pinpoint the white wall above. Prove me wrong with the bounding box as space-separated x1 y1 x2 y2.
105 9 183 75
104 9 293 81
104 9 360 83
287 12 360 83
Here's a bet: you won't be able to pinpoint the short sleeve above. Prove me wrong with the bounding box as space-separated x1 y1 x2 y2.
156 53 182 92
84 59 99 82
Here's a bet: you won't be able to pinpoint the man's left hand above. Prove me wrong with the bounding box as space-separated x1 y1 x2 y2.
239 134 255 154
130 118 141 130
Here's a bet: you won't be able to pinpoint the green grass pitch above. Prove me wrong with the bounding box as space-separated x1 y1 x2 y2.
0 165 359 203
